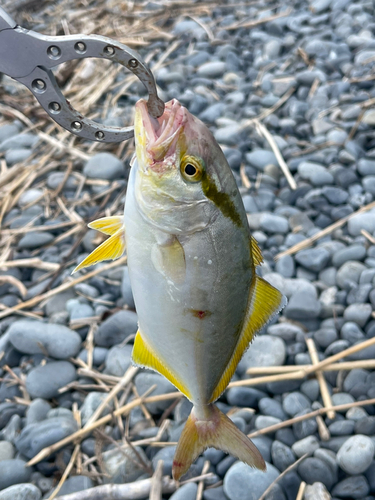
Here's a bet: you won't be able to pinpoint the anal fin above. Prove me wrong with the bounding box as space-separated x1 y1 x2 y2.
251 236 263 267
132 331 192 400
88 216 124 235
209 275 286 403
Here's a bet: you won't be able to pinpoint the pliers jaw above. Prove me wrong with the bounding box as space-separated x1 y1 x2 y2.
0 6 164 143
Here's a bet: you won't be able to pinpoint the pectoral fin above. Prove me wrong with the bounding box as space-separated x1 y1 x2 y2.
151 236 186 284
208 275 286 403
132 330 192 400
88 216 124 235
72 227 125 273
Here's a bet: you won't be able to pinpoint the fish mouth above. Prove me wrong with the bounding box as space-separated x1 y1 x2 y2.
135 99 186 166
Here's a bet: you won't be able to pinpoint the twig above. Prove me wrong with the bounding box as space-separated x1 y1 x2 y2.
276 200 375 259
361 229 375 245
196 460 211 500
258 454 308 500
48 445 80 500
306 338 335 419
295 481 306 500
246 359 375 374
253 119 297 190
225 8 292 30
150 460 164 500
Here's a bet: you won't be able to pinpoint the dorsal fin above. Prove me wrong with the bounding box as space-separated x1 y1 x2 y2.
132 330 192 401
208 276 286 404
251 236 263 267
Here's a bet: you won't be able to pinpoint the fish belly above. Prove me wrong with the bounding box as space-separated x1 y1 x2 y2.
124 162 252 406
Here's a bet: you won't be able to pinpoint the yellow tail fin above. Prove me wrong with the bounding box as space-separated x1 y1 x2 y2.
72 227 125 273
172 404 265 480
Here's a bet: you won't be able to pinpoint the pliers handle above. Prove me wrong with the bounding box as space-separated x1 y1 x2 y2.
0 7 164 143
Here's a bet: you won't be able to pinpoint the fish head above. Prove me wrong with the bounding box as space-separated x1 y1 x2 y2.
134 98 244 234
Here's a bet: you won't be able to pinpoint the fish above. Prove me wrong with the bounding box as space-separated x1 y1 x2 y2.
73 98 286 480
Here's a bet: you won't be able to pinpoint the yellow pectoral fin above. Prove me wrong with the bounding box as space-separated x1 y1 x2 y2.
72 228 125 273
88 216 124 235
132 330 192 400
209 275 286 403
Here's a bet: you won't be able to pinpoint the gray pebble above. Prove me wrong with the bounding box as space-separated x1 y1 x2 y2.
0 484 41 500
245 150 278 171
337 435 374 474
344 303 372 328
259 398 287 420
332 244 367 268
292 436 320 457
94 310 138 347
332 475 370 498
50 476 93 496
0 460 32 490
348 212 375 237
169 483 198 500
304 482 331 500
83 153 124 180
298 162 333 186
197 61 226 78
237 335 286 373
80 392 113 425
223 461 279 500
26 361 76 399
259 213 289 234
336 261 367 289
103 445 149 483
17 232 54 250
8 320 81 359
0 442 14 462
134 372 176 414
295 247 330 272
15 417 78 459
104 344 133 376
267 323 302 342
26 399 51 426
328 420 355 436
271 440 296 472
358 159 375 176
298 457 334 490
283 392 311 417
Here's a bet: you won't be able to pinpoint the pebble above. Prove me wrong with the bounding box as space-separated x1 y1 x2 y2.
223 461 279 500
134 372 176 414
298 162 334 186
337 435 374 474
245 150 278 171
16 417 78 459
50 476 93 496
304 482 331 500
298 457 334 490
292 436 320 457
103 445 149 483
237 335 286 373
197 61 226 78
83 153 124 180
0 484 41 500
331 475 370 498
169 483 198 500
17 232 54 250
295 247 330 272
0 460 32 490
344 303 372 327
26 361 77 399
80 392 113 425
104 344 133 376
271 441 296 472
336 261 367 289
8 320 81 359
259 214 289 234
94 310 138 347
0 442 14 462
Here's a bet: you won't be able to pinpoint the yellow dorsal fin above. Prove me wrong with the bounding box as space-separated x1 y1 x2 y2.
88 216 124 235
251 236 263 267
132 330 192 401
208 276 286 404
72 227 125 273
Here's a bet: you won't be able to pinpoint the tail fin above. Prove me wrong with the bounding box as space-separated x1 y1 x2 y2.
172 403 265 480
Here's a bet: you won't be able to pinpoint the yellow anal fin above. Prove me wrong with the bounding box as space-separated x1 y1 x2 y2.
251 236 263 267
72 228 125 273
132 331 192 400
209 275 286 403
88 216 124 235
172 403 265 480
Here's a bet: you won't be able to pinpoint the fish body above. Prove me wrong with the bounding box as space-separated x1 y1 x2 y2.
74 99 286 479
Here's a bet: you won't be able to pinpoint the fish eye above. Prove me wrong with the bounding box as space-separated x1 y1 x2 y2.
180 155 204 182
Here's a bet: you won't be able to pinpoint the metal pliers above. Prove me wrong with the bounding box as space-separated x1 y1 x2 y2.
0 6 164 143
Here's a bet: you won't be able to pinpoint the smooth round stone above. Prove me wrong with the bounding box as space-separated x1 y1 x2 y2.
0 460 32 490
83 153 124 180
336 261 367 289
104 445 150 483
15 417 78 459
328 420 355 436
358 159 375 176
283 392 311 417
301 379 320 402
245 150 278 171
26 361 77 399
332 393 355 408
355 417 375 436
18 189 43 207
293 409 318 440
344 304 372 328
78 347 108 366
255 415 282 430
292 436 320 457
337 435 375 474
343 369 368 394
346 407 369 421
363 176 375 195
223 461 279 500
17 232 54 250
332 475 370 499
298 457 334 490
8 320 81 359
267 323 302 342
275 255 295 278
50 476 93 497
197 61 226 78
295 247 330 273
5 149 33 166
226 387 266 408
332 244 367 268
0 441 14 462
348 212 375 236
341 323 365 345
259 213 289 234
304 482 331 500
0 123 21 143
0 483 41 500
237 335 286 373
80 392 113 425
314 328 338 348
203 486 227 500
259 398 287 420
104 344 133 377
94 310 138 347
26 399 51 426
271 440 296 472
298 162 334 186
169 482 198 500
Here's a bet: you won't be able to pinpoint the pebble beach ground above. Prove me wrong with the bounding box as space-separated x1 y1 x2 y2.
0 0 375 499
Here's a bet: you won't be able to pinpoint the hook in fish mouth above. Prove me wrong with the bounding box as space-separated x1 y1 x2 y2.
135 98 186 165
